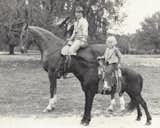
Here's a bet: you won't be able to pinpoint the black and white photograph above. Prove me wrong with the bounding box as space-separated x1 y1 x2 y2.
0 0 160 127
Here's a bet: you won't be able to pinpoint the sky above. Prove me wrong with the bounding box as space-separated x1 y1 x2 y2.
120 0 160 34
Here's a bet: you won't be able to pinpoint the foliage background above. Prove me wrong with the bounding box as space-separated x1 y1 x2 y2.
0 0 160 54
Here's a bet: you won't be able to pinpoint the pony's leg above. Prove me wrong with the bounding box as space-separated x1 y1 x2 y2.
125 92 137 112
81 90 95 126
106 94 116 112
43 71 57 112
119 95 125 111
135 95 152 125
136 104 142 121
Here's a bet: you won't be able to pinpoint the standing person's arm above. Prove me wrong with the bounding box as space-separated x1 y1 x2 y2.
115 48 122 64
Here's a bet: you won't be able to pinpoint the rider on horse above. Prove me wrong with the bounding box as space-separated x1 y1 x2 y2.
61 6 88 56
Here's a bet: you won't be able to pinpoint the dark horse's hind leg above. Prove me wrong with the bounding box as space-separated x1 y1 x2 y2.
81 90 96 126
135 95 152 125
136 104 142 121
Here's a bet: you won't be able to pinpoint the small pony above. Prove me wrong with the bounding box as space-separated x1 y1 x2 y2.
97 56 125 112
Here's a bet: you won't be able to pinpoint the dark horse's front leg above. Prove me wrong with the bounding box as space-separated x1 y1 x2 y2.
81 90 96 126
43 70 57 112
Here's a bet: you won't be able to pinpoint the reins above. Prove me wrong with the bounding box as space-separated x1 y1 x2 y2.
50 41 68 55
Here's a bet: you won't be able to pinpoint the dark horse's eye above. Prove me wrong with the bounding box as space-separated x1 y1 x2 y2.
22 34 25 39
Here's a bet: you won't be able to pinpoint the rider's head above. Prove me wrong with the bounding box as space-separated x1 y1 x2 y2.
75 6 84 20
106 36 117 49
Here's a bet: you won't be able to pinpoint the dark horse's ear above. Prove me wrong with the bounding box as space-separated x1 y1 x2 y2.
23 23 28 31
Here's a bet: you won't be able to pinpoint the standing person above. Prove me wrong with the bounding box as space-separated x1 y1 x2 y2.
61 6 89 55
98 35 125 112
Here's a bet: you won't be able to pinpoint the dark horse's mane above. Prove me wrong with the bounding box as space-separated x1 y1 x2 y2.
72 55 98 69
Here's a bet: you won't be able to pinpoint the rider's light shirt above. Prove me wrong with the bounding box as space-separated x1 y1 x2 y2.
72 17 88 42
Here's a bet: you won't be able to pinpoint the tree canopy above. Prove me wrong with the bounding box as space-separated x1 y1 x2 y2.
0 0 126 53
130 12 160 53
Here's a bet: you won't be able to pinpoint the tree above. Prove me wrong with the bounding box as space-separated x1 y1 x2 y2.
137 12 160 53
0 0 126 53
116 34 130 54
28 0 126 42
0 0 24 54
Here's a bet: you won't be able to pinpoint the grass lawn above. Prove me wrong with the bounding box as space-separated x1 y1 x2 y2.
0 54 160 118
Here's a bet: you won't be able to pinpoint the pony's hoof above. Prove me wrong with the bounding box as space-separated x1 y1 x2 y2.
118 109 126 116
106 108 113 113
118 108 125 113
121 109 131 115
43 107 55 113
145 120 151 125
80 120 90 126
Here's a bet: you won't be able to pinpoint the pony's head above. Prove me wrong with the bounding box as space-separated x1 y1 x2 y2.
20 23 33 53
104 65 117 91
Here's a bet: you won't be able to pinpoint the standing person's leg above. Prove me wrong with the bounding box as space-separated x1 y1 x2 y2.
114 64 121 93
113 64 125 111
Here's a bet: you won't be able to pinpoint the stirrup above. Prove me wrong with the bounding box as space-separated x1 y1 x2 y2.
64 55 71 69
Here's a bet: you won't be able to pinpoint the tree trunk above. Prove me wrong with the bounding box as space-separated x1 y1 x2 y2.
9 45 15 55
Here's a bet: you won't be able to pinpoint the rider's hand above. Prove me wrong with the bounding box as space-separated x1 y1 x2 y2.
66 38 71 41
67 39 72 46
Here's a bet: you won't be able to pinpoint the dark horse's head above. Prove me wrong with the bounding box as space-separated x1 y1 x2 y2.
20 23 33 53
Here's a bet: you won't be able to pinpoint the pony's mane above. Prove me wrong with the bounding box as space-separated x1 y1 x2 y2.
28 26 65 45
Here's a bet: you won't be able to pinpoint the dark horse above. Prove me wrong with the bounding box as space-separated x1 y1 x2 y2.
20 24 152 126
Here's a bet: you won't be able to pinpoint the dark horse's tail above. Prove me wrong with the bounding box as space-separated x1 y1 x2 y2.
127 73 143 111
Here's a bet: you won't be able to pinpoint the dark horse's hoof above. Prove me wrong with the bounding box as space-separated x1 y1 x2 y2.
81 119 90 126
145 120 151 125
136 117 141 121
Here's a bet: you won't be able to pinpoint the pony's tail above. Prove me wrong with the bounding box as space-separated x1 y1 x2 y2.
127 74 143 111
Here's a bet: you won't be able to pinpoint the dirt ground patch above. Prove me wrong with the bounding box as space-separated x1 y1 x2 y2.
1 115 160 128
0 53 160 127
